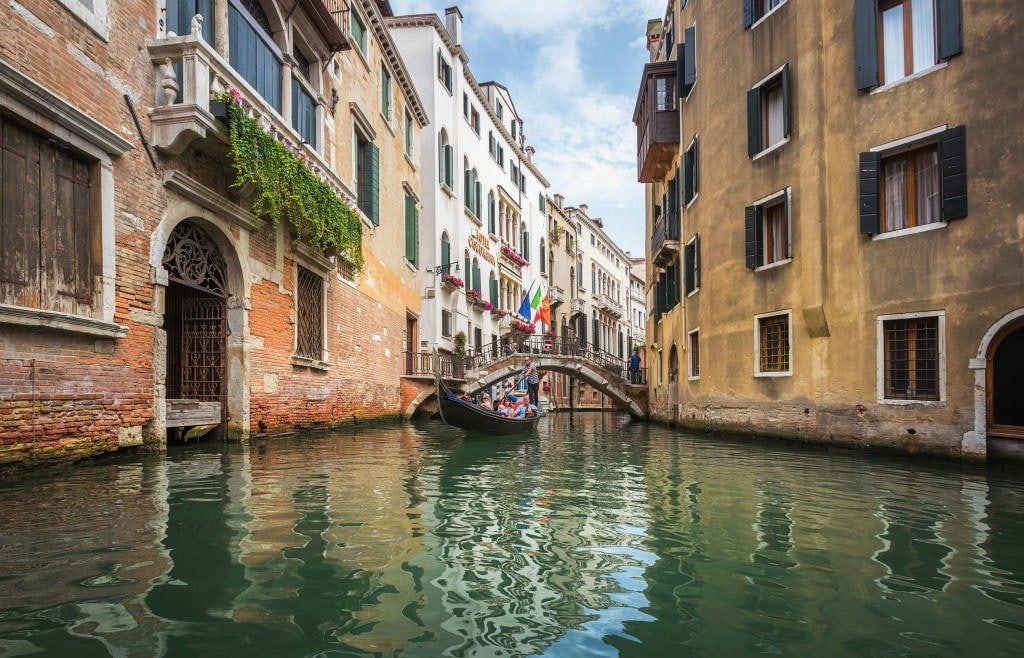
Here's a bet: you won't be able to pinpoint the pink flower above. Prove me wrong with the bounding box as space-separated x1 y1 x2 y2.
230 87 243 105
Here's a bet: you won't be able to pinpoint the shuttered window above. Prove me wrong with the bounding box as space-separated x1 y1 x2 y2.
860 126 967 235
291 79 316 148
748 64 791 158
1 117 94 315
683 137 699 205
745 191 791 269
744 0 787 28
682 25 696 96
228 2 282 112
471 260 481 293
440 232 451 274
357 140 379 226
684 234 700 295
856 0 962 91
689 330 700 379
381 63 392 121
404 193 419 267
489 275 498 306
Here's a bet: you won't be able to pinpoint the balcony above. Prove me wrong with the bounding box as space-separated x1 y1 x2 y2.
571 298 586 316
148 35 356 207
597 294 624 318
650 217 680 268
633 61 680 184
549 286 565 307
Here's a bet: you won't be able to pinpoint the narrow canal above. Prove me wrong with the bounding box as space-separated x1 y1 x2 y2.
1 414 1022 656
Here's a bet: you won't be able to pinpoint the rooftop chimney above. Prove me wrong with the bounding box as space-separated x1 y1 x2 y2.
553 193 564 209
593 218 604 228
525 145 535 162
646 19 663 61
579 204 589 216
445 6 463 46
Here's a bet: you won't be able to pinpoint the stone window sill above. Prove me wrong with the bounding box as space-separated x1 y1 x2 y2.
291 355 331 372
0 304 126 339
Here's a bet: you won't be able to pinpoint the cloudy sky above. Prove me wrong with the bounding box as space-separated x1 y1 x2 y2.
390 0 666 255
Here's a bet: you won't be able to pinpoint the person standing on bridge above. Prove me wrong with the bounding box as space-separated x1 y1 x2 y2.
628 347 642 384
522 356 540 407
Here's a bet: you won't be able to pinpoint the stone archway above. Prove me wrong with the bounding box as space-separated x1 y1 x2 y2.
966 309 1024 460
150 210 251 444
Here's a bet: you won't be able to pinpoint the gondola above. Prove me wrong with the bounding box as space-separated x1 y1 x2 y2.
437 375 542 435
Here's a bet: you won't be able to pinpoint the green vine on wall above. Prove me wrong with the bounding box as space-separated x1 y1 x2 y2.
224 98 363 270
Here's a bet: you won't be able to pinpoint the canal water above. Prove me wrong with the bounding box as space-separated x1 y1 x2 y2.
1 414 1022 657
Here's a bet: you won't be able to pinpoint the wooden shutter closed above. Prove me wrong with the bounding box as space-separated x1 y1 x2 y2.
472 261 481 292
49 148 93 313
939 125 968 221
444 145 453 187
745 204 763 269
683 27 697 95
404 195 415 265
781 63 792 138
676 43 686 98
855 0 880 91
859 151 881 234
747 88 762 157
743 0 756 28
440 236 450 273
694 234 701 290
490 277 498 306
683 240 695 295
361 142 379 225
1 117 40 309
937 0 963 61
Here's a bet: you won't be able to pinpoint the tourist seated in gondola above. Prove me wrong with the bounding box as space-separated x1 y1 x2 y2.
513 395 538 418
479 394 493 410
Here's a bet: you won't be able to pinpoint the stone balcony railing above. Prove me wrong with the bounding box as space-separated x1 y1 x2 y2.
597 294 624 317
549 286 565 307
571 297 586 315
147 35 358 211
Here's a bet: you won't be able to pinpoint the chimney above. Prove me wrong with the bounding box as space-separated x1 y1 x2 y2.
646 19 663 61
525 145 535 162
445 6 463 46
593 218 603 228
579 204 589 216
553 193 564 209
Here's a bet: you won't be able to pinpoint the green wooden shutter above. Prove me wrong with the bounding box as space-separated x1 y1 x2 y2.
937 0 963 60
781 63 792 138
440 236 450 274
683 27 696 94
745 205 762 269
445 145 453 187
855 0 880 91
523 231 530 261
694 234 701 290
362 142 379 226
859 151 881 234
437 134 444 183
405 194 419 266
684 240 695 295
939 125 968 221
743 0 756 28
747 88 762 157
490 276 498 306
472 261 481 292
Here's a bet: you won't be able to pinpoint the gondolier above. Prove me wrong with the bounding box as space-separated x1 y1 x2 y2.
522 356 540 408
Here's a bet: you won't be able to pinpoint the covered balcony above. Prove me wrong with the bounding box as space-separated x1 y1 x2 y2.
633 61 680 184
651 217 680 268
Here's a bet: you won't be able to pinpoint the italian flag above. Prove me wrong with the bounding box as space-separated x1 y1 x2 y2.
518 281 551 327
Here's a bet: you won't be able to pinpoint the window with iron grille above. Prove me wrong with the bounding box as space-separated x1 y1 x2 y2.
757 313 790 374
689 330 700 379
883 316 940 400
295 266 324 360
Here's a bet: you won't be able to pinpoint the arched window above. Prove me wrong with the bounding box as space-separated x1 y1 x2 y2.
489 271 498 306
539 239 546 274
464 249 470 289
487 191 496 234
440 231 451 274
522 230 530 261
229 0 282 111
291 37 318 148
471 258 481 293
438 129 453 187
463 158 473 212
591 263 597 292
473 170 482 218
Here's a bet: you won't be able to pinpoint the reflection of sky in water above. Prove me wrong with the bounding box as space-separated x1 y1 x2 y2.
0 415 1022 656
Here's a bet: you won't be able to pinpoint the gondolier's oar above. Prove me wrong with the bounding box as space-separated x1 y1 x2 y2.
494 373 527 406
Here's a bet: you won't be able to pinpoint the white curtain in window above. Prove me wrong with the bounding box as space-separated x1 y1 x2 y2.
766 85 785 147
915 149 941 225
884 157 909 231
912 0 937 73
882 5 906 83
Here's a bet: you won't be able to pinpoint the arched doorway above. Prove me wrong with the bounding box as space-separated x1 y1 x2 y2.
162 221 229 439
988 317 1024 439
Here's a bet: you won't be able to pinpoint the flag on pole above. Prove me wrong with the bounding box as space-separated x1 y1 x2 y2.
536 290 551 326
517 280 547 325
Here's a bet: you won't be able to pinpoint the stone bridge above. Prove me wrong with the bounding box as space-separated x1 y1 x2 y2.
401 337 648 420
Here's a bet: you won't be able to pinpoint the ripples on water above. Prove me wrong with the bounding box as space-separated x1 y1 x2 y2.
0 414 1022 657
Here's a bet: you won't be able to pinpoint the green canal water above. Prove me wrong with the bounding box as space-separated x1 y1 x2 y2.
1 414 1023 657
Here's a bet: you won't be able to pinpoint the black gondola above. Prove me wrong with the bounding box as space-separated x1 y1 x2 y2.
437 376 541 435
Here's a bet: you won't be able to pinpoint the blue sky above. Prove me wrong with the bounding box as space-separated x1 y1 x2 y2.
390 0 667 256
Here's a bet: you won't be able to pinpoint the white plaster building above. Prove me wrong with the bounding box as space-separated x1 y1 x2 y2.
387 7 551 356
627 256 647 350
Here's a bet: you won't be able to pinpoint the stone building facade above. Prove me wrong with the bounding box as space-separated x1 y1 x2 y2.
0 0 427 467
638 0 1024 460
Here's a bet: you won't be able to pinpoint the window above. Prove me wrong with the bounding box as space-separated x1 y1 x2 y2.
463 92 469 118
489 273 498 306
487 191 496 234
438 129 454 190
464 165 481 218
683 135 699 205
511 120 518 141
684 234 701 295
229 1 282 111
471 258 481 293
439 231 451 274
0 117 96 316
540 239 546 274
350 8 367 55
355 132 379 225
437 49 453 92
404 112 414 156
680 25 696 97
539 194 546 212
497 145 505 168
523 231 530 262
470 107 480 135
291 78 316 148
380 63 392 121
748 64 791 157
744 0 788 28
855 0 961 91
745 190 792 270
496 101 504 120
860 126 967 235
655 76 675 111
295 266 324 361
510 163 520 188
404 192 419 267
756 312 791 376
442 309 453 337
688 329 700 379
881 314 941 401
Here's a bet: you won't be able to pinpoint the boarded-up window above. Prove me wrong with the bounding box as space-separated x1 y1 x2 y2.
295 266 324 360
1 117 94 315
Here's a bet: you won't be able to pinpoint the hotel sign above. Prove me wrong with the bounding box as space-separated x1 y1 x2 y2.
469 230 495 266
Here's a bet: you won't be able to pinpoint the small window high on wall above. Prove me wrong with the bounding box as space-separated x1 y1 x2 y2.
856 0 962 91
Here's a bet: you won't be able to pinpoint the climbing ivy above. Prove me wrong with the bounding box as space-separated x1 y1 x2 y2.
225 100 363 270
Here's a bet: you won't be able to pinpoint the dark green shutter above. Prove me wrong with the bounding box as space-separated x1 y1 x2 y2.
747 88 762 157
361 142 379 225
437 134 444 183
405 195 419 267
692 137 699 197
490 277 498 306
855 0 880 91
781 63 792 138
683 27 696 95
441 236 450 273
937 0 963 60
445 146 453 187
465 255 470 284
859 151 881 234
743 0 756 28
694 234 701 290
523 231 530 261
939 125 968 221
472 261 481 292
676 43 687 98
684 240 695 295
745 204 763 269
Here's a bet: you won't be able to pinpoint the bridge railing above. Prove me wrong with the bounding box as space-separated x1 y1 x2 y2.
405 352 465 379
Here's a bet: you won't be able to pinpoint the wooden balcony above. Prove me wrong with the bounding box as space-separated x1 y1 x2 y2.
633 61 680 184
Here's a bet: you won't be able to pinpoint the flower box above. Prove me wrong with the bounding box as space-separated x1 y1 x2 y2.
441 273 464 292
500 245 529 268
